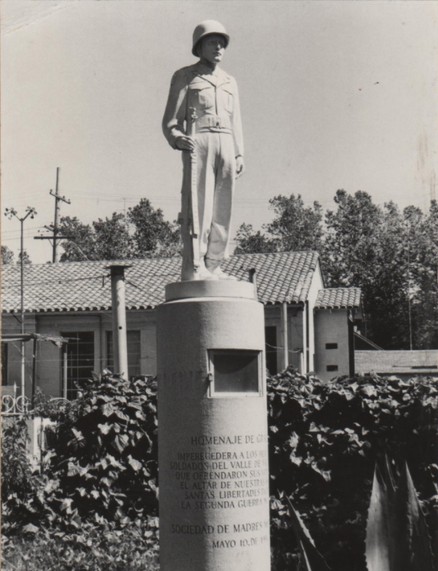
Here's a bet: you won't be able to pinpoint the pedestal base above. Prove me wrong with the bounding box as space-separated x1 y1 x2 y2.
165 279 256 302
157 281 271 571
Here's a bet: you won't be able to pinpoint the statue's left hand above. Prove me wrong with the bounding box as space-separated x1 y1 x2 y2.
175 135 195 152
236 156 245 178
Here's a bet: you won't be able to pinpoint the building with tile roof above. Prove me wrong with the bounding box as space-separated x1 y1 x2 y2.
1 252 361 397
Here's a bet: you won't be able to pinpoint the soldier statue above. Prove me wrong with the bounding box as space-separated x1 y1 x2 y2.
162 20 244 281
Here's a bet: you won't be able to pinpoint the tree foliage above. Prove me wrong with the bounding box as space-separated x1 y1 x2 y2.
57 198 180 262
3 523 159 571
234 223 276 254
408 201 438 348
322 191 411 348
266 195 324 252
127 198 180 257
1 374 158 537
42 374 158 524
0 246 31 265
234 191 437 349
1 245 15 265
268 368 438 571
234 194 323 254
2 371 437 570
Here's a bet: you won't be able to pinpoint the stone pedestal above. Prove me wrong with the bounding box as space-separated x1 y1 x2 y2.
157 280 271 571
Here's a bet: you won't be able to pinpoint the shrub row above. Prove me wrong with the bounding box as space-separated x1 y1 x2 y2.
2 369 437 570
267 369 438 570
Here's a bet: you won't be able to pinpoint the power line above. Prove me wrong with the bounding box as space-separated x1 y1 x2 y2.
2 225 45 236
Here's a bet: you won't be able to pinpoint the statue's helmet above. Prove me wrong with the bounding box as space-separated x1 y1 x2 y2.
192 20 230 56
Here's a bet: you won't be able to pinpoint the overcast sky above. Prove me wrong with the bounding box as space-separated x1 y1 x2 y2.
2 0 437 264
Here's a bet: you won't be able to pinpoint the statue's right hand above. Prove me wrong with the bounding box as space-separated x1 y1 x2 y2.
175 136 195 152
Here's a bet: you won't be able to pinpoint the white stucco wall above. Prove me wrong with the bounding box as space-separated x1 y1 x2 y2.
314 309 350 381
306 265 324 373
2 310 157 398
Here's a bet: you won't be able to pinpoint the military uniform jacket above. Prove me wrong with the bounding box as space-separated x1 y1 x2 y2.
162 63 244 159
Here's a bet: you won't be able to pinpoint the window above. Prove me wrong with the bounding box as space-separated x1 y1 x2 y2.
106 330 141 378
62 332 95 399
208 349 261 396
326 365 338 372
265 326 278 374
1 343 8 386
325 343 338 350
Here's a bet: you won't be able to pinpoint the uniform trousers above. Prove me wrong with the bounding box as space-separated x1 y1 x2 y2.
180 130 236 280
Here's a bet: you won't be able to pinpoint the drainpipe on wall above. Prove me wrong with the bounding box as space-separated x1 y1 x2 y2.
63 346 68 400
31 336 37 407
348 310 355 377
305 301 310 374
107 264 131 379
98 314 105 373
281 302 289 371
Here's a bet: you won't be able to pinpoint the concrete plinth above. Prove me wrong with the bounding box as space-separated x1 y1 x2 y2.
157 280 271 571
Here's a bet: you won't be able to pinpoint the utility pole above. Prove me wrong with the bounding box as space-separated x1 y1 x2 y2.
50 167 71 262
34 167 71 262
4 206 37 398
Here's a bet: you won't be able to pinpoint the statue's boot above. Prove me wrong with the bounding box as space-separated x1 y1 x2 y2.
205 258 237 281
181 258 218 281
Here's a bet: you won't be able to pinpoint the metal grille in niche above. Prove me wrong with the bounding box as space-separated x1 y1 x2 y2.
208 349 261 396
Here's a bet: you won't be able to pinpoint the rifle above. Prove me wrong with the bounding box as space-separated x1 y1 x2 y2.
188 107 200 271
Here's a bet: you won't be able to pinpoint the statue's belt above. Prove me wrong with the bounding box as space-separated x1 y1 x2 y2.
193 115 232 133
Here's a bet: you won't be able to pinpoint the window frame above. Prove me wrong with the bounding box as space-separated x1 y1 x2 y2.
207 348 263 399
61 331 95 399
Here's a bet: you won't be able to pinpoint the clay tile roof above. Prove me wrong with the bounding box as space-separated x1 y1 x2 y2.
315 287 361 309
1 251 319 314
224 251 319 305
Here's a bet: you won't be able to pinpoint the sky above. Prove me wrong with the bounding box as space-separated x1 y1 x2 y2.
1 0 437 264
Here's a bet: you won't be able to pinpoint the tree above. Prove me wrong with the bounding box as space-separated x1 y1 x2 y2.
127 198 180 258
322 190 382 287
322 191 413 348
408 201 438 348
1 245 31 265
235 189 436 349
368 202 412 348
57 199 180 262
57 217 98 261
234 194 323 254
234 223 275 254
18 250 31 265
93 213 133 260
265 194 324 252
322 192 438 349
1 245 14 265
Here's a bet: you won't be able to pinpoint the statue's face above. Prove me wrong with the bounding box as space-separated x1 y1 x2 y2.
199 34 226 65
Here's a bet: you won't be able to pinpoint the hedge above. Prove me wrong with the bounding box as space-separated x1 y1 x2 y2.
2 369 437 570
